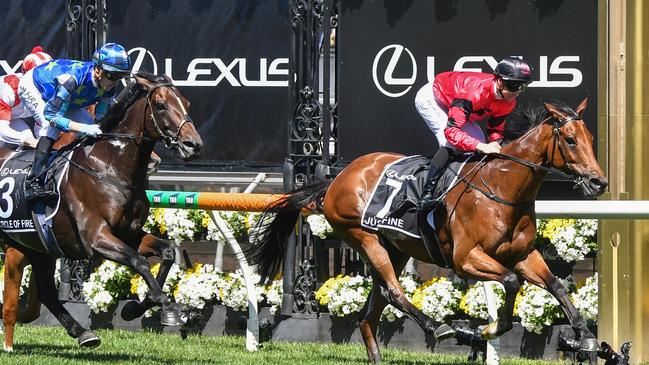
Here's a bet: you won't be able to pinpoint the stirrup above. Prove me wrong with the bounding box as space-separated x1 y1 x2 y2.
25 185 57 201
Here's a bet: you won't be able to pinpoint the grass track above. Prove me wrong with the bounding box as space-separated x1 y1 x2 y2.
0 325 573 365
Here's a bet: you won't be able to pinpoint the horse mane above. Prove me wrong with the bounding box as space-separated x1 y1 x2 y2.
503 100 579 142
97 72 169 132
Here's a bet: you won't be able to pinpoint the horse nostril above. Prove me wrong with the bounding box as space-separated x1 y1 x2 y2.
182 140 201 152
590 176 608 190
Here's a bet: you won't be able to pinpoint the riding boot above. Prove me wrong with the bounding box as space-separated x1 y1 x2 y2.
24 137 55 201
418 147 452 215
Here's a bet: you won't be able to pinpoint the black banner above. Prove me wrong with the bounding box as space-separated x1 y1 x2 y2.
338 0 597 162
107 0 290 168
0 1 65 74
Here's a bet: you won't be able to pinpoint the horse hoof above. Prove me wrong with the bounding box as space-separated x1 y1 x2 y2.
480 322 499 340
434 324 456 340
3 344 13 352
121 301 147 321
161 309 183 326
78 331 101 348
580 337 600 352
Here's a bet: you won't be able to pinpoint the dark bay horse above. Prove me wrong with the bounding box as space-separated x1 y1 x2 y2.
0 73 202 348
248 99 607 363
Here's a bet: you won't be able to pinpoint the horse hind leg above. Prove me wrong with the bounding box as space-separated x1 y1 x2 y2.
455 248 520 339
2 246 28 352
359 245 410 363
29 252 100 348
342 229 454 341
514 249 598 352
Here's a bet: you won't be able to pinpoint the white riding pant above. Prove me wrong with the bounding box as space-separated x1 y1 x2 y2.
415 82 485 150
18 70 93 139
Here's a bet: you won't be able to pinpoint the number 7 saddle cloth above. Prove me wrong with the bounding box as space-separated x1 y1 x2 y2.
360 155 472 239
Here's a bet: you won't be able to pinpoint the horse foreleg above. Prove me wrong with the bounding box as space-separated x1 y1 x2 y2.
92 229 182 326
28 252 100 348
122 234 176 320
513 249 598 351
455 248 520 339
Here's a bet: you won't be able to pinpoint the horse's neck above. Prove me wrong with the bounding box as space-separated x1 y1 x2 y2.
489 124 554 202
89 99 154 184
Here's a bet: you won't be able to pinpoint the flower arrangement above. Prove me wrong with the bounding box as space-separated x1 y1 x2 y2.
381 274 420 322
460 281 505 320
412 277 463 322
537 219 598 262
173 263 223 310
514 281 564 334
315 274 371 317
307 214 334 239
570 274 598 321
264 277 283 315
82 261 133 313
130 262 182 302
219 269 265 312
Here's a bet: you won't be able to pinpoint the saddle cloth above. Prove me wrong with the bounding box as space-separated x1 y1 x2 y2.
0 149 70 255
360 155 472 238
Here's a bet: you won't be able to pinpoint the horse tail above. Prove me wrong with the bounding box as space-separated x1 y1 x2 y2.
247 180 331 285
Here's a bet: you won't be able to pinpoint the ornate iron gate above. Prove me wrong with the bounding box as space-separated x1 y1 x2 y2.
282 0 365 316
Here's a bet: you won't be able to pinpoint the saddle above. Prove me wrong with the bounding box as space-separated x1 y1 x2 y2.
360 154 476 267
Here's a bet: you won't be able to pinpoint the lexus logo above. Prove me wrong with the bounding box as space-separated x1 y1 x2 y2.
372 44 417 98
128 47 158 75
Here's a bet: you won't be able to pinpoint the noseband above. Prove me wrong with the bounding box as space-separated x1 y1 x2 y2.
145 83 194 149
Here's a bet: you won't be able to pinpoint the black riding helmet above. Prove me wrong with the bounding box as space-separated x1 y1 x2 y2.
494 56 533 83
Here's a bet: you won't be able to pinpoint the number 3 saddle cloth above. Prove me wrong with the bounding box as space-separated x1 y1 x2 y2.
0 149 70 256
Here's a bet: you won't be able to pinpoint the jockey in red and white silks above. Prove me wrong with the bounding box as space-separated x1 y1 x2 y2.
0 47 52 148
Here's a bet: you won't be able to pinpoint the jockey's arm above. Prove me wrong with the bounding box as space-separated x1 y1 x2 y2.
0 101 36 147
94 95 114 122
444 98 481 151
44 75 99 136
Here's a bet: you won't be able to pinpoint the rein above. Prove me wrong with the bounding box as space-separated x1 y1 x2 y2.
62 80 194 190
443 115 584 207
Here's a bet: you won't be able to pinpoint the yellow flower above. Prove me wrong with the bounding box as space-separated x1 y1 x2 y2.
412 277 443 310
201 212 210 228
315 274 346 305
539 219 575 240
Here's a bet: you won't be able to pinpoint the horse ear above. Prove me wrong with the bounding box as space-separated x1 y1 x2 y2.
133 74 154 90
575 98 588 117
162 74 173 83
544 102 567 121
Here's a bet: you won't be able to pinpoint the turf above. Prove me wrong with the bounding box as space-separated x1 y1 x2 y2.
0 325 572 365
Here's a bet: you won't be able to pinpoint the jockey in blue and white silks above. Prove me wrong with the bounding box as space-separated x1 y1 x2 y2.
18 42 131 200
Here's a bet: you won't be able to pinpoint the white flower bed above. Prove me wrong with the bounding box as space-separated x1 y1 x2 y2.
571 274 598 321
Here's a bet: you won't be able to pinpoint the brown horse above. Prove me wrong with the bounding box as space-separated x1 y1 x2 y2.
0 73 202 349
248 99 607 363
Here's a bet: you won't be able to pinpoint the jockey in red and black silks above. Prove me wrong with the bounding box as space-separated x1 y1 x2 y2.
415 57 533 227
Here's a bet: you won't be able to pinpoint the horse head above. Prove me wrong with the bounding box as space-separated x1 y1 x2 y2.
134 74 203 161
542 98 608 197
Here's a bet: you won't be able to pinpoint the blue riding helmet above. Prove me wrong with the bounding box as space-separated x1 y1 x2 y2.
92 43 130 73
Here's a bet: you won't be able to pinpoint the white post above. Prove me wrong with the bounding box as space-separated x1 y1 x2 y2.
484 281 500 365
209 211 259 352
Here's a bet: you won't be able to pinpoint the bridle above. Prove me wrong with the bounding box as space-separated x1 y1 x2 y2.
144 82 194 149
444 115 586 207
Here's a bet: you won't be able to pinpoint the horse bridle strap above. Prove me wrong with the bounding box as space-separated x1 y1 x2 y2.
145 83 194 149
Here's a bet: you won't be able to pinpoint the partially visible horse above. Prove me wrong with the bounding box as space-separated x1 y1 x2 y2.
247 99 607 363
0 73 202 348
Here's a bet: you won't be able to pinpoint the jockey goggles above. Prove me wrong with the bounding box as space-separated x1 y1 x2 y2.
503 80 530 93
103 70 128 81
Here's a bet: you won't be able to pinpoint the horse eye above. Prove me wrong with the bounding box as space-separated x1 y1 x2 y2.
155 102 167 111
565 136 577 148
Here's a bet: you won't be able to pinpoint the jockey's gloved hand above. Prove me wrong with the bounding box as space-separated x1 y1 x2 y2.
76 124 102 137
476 141 502 154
